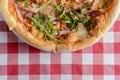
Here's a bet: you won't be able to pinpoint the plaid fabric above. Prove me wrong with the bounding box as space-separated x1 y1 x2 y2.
0 14 120 80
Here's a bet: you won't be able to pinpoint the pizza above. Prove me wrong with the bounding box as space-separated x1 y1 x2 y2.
0 0 120 53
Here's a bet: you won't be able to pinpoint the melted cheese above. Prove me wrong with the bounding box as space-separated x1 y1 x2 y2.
76 23 88 39
92 0 104 9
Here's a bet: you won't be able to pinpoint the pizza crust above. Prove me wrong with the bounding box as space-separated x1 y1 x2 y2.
0 0 17 30
13 23 56 52
98 0 120 37
0 0 120 53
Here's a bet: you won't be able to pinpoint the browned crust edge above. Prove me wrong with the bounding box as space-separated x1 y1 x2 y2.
0 0 17 30
0 0 120 53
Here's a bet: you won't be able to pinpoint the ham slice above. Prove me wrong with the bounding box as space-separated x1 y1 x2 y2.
14 3 24 22
35 0 43 4
22 7 40 13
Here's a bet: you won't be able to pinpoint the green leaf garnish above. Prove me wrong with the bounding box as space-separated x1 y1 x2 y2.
15 0 28 7
26 1 102 41
81 8 87 14
102 0 111 9
23 0 28 7
36 3 45 8
29 16 59 42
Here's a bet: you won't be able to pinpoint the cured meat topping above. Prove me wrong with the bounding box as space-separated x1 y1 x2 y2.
13 0 111 41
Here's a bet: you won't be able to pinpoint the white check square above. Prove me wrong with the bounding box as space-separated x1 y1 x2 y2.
40 75 50 80
61 53 72 64
104 75 114 80
18 54 29 64
40 53 50 64
0 32 7 43
18 38 24 43
0 14 3 21
61 75 72 80
18 75 29 80
0 54 7 65
82 54 93 64
82 75 93 80
0 76 7 80
104 54 114 65
103 32 114 43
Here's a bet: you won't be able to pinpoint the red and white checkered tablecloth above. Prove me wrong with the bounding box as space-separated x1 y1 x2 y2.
0 13 120 80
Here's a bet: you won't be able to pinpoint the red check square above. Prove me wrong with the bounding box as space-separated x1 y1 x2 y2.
7 65 18 75
29 64 40 74
0 21 9 32
50 64 61 74
72 64 82 74
93 43 103 54
115 65 120 75
114 21 120 32
29 46 40 53
7 43 18 54
114 43 120 53
93 65 104 75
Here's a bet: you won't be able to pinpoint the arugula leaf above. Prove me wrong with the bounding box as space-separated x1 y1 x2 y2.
23 0 28 7
36 3 45 8
84 20 92 32
102 0 111 9
81 8 87 14
16 0 28 7
29 16 59 41
27 1 99 41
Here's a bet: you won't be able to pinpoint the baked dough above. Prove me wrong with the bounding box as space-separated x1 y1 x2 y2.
0 0 120 53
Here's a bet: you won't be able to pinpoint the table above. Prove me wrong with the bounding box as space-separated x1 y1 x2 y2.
0 13 120 80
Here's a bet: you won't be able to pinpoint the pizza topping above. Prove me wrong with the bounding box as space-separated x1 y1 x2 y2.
87 10 102 17
23 7 41 13
29 12 60 41
35 0 43 4
14 2 24 22
16 0 28 7
12 0 111 41
102 0 111 9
